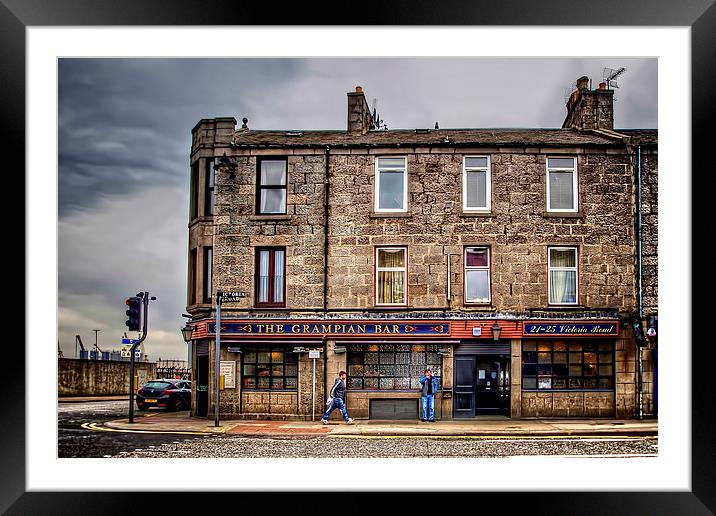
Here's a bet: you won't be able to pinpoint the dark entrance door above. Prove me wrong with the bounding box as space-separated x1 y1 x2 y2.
195 354 209 417
453 350 510 418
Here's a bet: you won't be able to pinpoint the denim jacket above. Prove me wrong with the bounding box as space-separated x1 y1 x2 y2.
419 374 438 396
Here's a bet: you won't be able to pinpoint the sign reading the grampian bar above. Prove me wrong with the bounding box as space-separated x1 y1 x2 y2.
208 322 450 337
523 322 619 337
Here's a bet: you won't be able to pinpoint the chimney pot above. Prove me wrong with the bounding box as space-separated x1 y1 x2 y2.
599 82 607 90
355 86 363 93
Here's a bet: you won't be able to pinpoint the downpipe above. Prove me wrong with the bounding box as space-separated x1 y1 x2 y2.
636 145 643 420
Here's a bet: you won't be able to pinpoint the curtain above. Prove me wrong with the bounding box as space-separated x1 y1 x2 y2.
274 250 285 303
258 250 270 303
549 171 574 209
378 249 405 304
550 249 576 303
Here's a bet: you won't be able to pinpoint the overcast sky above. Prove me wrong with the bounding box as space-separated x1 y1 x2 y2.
57 57 657 361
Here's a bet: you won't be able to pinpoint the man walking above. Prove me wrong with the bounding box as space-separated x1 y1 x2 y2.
419 368 438 422
321 371 354 425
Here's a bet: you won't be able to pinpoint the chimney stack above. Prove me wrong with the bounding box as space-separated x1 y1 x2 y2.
562 76 614 131
347 86 374 135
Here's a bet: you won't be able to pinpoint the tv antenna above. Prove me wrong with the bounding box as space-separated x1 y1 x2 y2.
603 67 626 90
371 98 388 131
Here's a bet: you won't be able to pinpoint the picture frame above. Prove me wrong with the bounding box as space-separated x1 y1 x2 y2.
6 0 709 512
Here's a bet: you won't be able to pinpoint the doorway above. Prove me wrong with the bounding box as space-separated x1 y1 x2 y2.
195 354 209 417
454 353 510 418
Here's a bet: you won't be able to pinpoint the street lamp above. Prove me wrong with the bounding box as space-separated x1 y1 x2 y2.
491 321 502 341
181 322 194 343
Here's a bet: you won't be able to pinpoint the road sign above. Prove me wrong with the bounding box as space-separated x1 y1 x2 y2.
219 291 247 303
308 350 320 359
122 339 139 345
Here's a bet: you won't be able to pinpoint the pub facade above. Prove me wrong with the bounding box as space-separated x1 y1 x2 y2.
185 77 657 421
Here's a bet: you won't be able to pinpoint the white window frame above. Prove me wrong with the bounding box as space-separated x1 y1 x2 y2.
464 246 491 304
374 156 408 213
548 246 579 305
546 156 578 212
462 156 491 212
375 246 408 306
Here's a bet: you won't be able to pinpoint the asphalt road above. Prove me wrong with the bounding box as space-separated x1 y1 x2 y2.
58 400 209 458
59 400 658 459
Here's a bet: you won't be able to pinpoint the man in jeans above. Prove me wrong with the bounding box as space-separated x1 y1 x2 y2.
419 368 438 422
321 371 354 424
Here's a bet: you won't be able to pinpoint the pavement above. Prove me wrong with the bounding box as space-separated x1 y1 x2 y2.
60 396 658 438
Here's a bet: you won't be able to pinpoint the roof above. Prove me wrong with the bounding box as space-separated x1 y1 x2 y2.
614 129 658 145
231 128 656 148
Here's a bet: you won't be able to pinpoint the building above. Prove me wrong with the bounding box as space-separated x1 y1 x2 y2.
185 76 657 421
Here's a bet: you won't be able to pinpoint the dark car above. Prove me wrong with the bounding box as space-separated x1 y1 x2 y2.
136 379 191 411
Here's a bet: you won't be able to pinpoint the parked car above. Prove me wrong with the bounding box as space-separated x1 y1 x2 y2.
136 379 191 411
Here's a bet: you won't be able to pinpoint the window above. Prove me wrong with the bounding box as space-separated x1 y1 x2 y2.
204 159 215 216
546 157 578 212
375 157 407 212
203 247 213 304
375 247 407 305
346 343 442 390
548 247 578 305
257 158 287 214
463 156 491 211
190 161 199 220
464 247 491 303
189 248 197 305
242 347 298 390
522 341 613 390
255 247 286 307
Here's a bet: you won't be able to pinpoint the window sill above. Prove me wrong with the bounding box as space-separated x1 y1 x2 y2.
543 211 583 219
460 210 493 218
188 215 214 228
249 214 291 222
369 211 411 218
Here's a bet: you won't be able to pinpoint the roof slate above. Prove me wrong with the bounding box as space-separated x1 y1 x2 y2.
231 128 657 147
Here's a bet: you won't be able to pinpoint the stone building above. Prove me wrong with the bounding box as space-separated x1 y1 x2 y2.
185 77 657 421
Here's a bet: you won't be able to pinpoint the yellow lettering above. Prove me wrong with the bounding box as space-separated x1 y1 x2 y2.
357 325 366 334
303 325 310 334
277 324 284 333
392 325 400 334
321 324 331 334
257 324 265 333
291 325 300 333
346 325 355 334
312 325 320 333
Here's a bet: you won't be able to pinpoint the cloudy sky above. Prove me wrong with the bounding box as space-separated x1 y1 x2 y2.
57 57 657 361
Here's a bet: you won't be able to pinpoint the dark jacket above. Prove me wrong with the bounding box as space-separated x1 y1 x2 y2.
419 374 439 396
329 377 346 400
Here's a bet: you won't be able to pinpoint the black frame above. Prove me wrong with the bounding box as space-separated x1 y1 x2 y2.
13 1 710 513
346 343 442 390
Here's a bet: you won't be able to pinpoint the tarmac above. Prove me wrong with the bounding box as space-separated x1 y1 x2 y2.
61 396 658 438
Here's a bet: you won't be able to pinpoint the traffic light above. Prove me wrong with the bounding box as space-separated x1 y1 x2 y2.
631 318 647 347
125 297 142 331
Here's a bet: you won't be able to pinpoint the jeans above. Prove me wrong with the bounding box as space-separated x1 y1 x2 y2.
322 397 350 421
421 394 435 420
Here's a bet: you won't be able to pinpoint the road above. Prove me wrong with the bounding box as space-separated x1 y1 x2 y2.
59 400 658 458
58 400 209 458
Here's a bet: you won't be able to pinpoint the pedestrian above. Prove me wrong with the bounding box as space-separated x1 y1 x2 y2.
419 368 438 422
321 371 354 425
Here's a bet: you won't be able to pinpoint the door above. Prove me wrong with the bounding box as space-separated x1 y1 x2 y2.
454 356 477 418
475 356 510 416
195 355 209 417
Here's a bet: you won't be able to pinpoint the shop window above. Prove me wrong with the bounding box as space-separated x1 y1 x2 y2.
546 156 577 212
255 247 286 307
521 340 614 391
257 158 287 214
346 343 441 390
464 247 491 303
548 247 578 305
463 156 491 211
375 247 407 306
375 157 407 212
242 346 297 390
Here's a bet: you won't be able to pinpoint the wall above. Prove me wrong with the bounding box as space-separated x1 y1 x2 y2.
58 358 156 396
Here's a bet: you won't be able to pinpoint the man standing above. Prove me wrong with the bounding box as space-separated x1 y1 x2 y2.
321 371 354 425
419 368 438 422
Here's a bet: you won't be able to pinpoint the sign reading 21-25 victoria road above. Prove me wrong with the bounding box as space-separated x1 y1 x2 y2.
523 322 619 337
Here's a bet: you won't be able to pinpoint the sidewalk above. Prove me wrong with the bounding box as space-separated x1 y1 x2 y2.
100 409 658 438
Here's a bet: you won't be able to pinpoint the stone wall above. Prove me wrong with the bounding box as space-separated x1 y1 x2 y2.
640 149 658 316
521 391 614 418
58 358 156 396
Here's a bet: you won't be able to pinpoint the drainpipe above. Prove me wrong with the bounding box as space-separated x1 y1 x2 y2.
323 146 331 311
636 145 643 420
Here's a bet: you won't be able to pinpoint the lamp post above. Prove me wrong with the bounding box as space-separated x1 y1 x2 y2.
491 321 502 341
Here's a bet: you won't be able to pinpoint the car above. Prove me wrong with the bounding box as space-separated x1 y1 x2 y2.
136 378 191 411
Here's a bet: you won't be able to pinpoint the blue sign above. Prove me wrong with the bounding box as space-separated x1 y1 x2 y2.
122 339 139 344
209 322 450 337
523 323 618 336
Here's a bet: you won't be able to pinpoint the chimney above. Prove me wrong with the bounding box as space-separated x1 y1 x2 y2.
347 86 374 135
562 76 614 131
